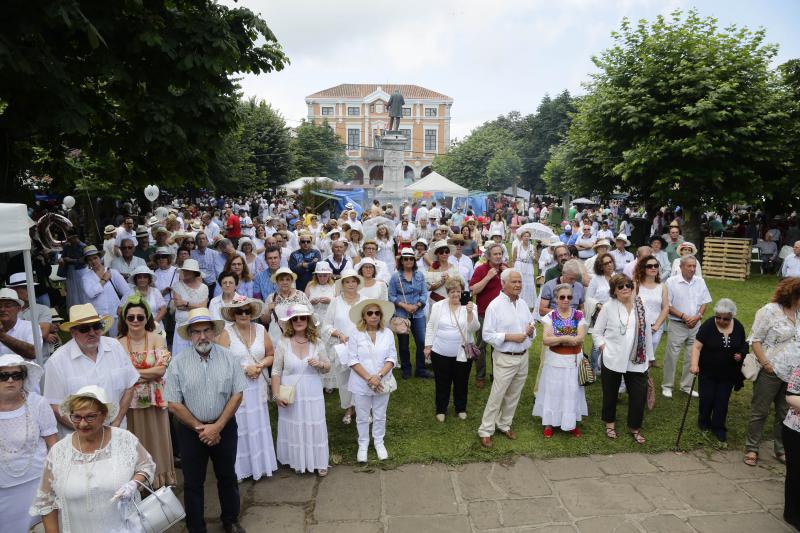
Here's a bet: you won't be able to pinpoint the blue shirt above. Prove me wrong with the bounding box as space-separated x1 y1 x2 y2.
253 268 278 301
388 270 427 319
191 248 218 284
560 232 578 245
289 248 322 291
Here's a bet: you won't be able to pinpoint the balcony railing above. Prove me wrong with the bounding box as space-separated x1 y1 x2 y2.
364 148 384 161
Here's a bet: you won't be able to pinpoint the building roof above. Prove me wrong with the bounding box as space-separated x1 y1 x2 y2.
306 84 452 101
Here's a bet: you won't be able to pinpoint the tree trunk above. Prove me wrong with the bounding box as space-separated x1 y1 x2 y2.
682 205 705 259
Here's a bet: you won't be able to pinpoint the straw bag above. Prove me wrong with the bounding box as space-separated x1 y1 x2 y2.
130 480 185 533
578 353 595 386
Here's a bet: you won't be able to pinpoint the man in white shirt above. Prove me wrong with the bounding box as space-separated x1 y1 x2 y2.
114 216 136 255
202 213 221 243
0 288 35 359
596 220 614 241
415 201 429 223
575 226 597 259
110 237 147 282
663 255 712 398
610 234 634 273
780 241 800 278
477 270 535 448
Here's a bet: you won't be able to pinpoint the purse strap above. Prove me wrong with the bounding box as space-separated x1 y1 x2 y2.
449 305 470 347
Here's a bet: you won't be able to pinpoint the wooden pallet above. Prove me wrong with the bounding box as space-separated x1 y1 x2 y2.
703 237 751 281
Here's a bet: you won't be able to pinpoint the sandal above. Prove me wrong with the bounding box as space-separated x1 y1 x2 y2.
630 430 646 444
743 452 758 467
318 469 328 477
605 426 617 439
342 412 352 425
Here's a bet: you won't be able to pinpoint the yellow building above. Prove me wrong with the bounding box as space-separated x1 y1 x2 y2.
305 84 453 184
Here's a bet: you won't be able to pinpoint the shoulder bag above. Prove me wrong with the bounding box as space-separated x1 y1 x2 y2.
389 274 411 334
452 305 481 361
741 352 761 381
277 342 310 404
129 480 185 533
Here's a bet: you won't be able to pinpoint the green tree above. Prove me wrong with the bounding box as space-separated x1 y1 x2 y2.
0 1 288 201
486 147 522 191
289 120 346 179
432 125 514 190
547 9 786 242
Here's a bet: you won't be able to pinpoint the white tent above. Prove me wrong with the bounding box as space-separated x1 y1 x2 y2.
0 203 44 363
279 176 336 193
503 186 530 201
404 171 468 196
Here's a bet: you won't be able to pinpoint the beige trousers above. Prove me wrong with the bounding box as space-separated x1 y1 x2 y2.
478 351 529 437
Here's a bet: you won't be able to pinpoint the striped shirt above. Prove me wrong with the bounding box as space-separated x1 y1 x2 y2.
164 343 247 422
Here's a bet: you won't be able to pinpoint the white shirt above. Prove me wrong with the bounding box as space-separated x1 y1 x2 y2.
575 235 597 259
591 298 654 373
110 255 147 281
665 274 712 321
424 299 480 359
114 228 136 248
596 229 614 240
0 318 34 355
610 249 634 273
670 257 703 279
449 254 474 284
482 292 535 353
347 329 397 396
415 207 428 223
81 269 131 317
782 254 800 278
204 221 221 242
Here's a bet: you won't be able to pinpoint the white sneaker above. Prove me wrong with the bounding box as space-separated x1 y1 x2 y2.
683 389 699 398
457 412 467 420
375 443 388 461
357 446 368 463
662 387 673 398
436 414 445 422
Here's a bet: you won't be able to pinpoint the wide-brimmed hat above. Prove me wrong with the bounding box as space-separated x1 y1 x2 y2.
147 216 160 227
0 288 24 307
237 237 255 251
334 268 363 292
178 258 201 274
313 261 333 276
135 226 149 238
0 353 43 391
190 221 203 232
271 267 297 283
428 239 455 261
355 257 378 275
176 307 225 340
614 233 631 247
220 295 265 322
59 385 119 424
103 225 116 235
150 246 175 263
278 303 315 323
130 265 155 281
448 235 466 246
488 229 504 239
60 303 113 333
413 238 429 250
50 308 63 322
348 298 395 326
678 242 698 255
592 239 611 251
82 245 102 258
6 272 35 288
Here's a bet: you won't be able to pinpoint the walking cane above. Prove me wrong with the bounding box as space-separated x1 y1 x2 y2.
673 375 697 452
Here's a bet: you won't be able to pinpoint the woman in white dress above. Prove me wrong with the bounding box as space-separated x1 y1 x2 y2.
264 268 311 341
131 265 167 332
533 283 589 437
81 245 130 336
512 230 537 310
489 212 507 241
633 255 669 353
347 228 364 262
305 263 337 391
375 224 396 274
217 297 277 481
102 226 116 267
31 385 155 533
271 304 331 477
395 219 415 253
322 269 363 425
238 237 264 276
171 258 209 356
425 240 463 310
356 257 388 300
209 271 242 322
347 299 397 462
0 355 57 533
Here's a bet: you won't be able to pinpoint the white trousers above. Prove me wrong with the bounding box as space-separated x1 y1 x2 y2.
353 393 390 447
663 320 697 391
336 367 354 409
478 351 529 437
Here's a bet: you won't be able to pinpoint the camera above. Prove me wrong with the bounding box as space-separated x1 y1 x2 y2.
460 291 472 306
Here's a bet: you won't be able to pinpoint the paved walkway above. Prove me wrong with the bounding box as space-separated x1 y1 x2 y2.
168 440 792 533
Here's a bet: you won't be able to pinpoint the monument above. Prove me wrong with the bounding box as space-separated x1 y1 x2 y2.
379 89 408 197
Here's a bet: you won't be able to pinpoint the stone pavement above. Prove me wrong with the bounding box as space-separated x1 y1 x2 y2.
167 440 793 533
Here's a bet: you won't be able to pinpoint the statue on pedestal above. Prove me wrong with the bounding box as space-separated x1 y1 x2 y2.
387 89 405 131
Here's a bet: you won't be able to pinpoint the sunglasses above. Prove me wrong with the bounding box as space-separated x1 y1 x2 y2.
0 371 26 382
645 263 659 269
291 315 308 322
126 314 146 322
557 295 573 300
616 282 634 290
234 308 251 316
402 257 415 261
437 249 450 254
69 413 100 424
74 322 105 334
365 310 382 317
300 240 311 244
714 315 732 322
120 246 134 250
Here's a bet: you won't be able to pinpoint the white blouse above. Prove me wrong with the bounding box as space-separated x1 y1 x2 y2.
591 298 654 374
359 280 388 301
424 300 480 359
0 393 57 487
347 329 397 396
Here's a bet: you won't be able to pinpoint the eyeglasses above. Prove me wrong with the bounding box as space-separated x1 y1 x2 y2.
0 371 26 382
300 240 311 244
437 249 450 255
120 246 134 250
645 263 659 269
557 295 573 300
234 308 251 316
615 282 634 290
69 413 100 424
714 315 732 322
126 314 146 322
74 322 105 334
365 310 382 317
290 315 308 322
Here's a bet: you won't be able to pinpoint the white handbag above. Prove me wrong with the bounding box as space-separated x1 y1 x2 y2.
741 353 761 381
278 384 296 404
130 480 186 533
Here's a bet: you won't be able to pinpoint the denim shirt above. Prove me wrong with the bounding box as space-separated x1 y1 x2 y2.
253 268 277 301
388 270 427 319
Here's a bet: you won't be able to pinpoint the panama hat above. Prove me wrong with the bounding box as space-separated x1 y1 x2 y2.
220 295 265 322
178 258 201 274
147 216 160 227
0 288 24 307
348 298 395 326
592 239 611 251
334 268 363 292
150 246 175 263
60 303 113 333
413 238 429 249
614 233 631 247
176 307 225 340
278 303 316 324
6 272 35 288
103 225 116 235
399 248 416 259
271 267 297 283
428 239 455 261
0 353 43 392
313 261 333 276
82 245 102 258
130 265 155 281
678 241 698 255
190 221 203 232
59 385 119 423
50 308 63 323
135 226 149 238
355 257 378 275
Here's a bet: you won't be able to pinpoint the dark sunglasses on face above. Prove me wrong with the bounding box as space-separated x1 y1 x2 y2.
437 249 450 254
616 282 634 290
714 315 732 322
126 314 146 322
365 310 382 317
645 263 659 269
74 322 104 334
0 371 26 382
402 257 415 261
557 295 573 300
300 240 311 244
291 315 308 322
234 308 251 316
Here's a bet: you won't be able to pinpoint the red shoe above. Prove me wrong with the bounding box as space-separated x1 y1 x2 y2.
570 428 582 438
543 426 554 438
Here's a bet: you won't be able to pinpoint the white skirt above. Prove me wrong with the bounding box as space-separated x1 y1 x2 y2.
235 378 278 481
276 373 329 473
514 258 537 309
1 477 41 533
532 358 588 431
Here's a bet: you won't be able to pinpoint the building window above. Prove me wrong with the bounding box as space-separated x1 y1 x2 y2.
399 129 412 151
321 106 334 116
347 106 360 116
402 107 411 117
424 107 437 117
425 130 437 152
347 128 360 151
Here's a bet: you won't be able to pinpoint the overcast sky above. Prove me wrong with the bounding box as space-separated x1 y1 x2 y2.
226 0 800 140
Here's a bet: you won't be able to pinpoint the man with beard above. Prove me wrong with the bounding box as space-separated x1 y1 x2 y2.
165 308 247 533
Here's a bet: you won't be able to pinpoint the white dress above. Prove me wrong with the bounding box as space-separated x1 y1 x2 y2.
513 241 537 309
306 283 337 389
172 281 209 356
359 280 388 301
102 238 116 268
266 290 310 342
638 283 665 348
0 394 57 533
376 239 396 273
30 427 155 533
226 323 277 481
273 339 329 473
322 294 364 409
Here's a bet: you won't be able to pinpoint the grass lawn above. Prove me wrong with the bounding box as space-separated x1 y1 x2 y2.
272 273 781 466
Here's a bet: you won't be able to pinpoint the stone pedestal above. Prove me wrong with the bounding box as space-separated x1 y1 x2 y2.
380 132 407 195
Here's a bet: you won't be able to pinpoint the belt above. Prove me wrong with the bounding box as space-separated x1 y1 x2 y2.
498 350 526 356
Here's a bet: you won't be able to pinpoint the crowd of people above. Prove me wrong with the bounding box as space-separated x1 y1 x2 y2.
1 193 799 532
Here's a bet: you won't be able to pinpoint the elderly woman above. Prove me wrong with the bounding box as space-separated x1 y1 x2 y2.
424 278 479 422
649 236 671 279
784 364 800 529
347 299 397 462
324 238 350 278
264 267 310 341
171 258 209 356
81 245 130 336
217 296 277 481
357 257 388 300
670 242 703 278
592 274 655 443
0 355 57 533
744 278 800 466
117 295 175 488
389 249 433 379
425 240 463 308
209 270 241 322
131 264 167 332
271 304 331 477
688 298 746 446
31 385 155 532
533 283 588 437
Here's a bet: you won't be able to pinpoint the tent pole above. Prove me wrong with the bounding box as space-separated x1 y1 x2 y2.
23 250 44 365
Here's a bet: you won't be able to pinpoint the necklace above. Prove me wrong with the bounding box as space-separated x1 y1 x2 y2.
616 302 632 335
0 396 37 478
125 332 149 356
233 323 254 350
292 337 309 344
76 426 106 512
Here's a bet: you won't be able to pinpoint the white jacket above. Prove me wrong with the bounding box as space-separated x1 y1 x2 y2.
591 298 654 374
424 299 480 362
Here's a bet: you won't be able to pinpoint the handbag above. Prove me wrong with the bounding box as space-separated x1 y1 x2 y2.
380 371 398 393
742 353 761 381
578 352 596 386
451 305 481 361
130 480 185 533
278 384 296 404
390 272 412 334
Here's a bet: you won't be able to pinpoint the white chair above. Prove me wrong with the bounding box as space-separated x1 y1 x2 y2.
750 247 763 275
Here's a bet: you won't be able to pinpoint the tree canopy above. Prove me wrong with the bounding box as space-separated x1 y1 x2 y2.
289 121 347 180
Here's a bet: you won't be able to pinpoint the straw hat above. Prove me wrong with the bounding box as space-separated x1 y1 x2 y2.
0 353 44 391
150 246 175 263
50 308 63 322
190 221 203 232
82 245 102 258
428 239 455 261
6 272 36 288
678 242 698 255
614 233 631 247
130 265 155 281
313 261 333 276
413 238 429 250
59 303 113 333
348 298 395 326
220 295 265 322
355 257 378 275
178 258 201 274
592 239 611 251
135 226 149 238
271 267 297 283
103 225 116 235
59 385 119 423
399 248 416 259
278 303 316 324
334 268 363 292
147 216 160 227
175 307 225 340
0 288 24 307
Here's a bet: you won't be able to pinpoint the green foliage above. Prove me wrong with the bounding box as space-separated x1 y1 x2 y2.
289 120 347 180
0 0 288 199
486 146 522 190
432 125 514 190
